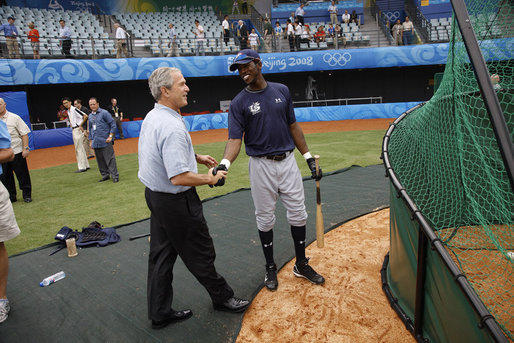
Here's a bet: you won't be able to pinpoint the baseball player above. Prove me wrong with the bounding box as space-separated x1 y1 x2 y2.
217 49 324 291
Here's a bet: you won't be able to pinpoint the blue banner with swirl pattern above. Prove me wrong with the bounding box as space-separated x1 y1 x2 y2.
0 43 457 86
31 101 421 149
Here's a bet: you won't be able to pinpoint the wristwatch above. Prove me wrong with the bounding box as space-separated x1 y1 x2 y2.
24 146 29 150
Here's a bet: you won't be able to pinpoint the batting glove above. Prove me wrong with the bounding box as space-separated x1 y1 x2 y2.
211 164 227 187
306 158 322 181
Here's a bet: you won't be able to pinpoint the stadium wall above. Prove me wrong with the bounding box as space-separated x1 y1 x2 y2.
30 101 421 149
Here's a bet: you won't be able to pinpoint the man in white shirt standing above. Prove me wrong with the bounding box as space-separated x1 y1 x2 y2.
295 4 305 25
402 16 414 45
328 1 338 25
193 19 205 56
62 97 90 173
166 23 180 57
114 23 129 58
0 98 32 203
222 15 230 46
59 19 72 58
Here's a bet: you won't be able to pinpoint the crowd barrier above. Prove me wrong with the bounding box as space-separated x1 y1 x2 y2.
30 101 421 149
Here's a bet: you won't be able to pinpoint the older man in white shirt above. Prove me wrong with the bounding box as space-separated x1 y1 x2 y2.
114 23 129 58
62 97 89 173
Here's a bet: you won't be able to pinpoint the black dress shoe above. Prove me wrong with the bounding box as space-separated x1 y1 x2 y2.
75 169 87 173
23 197 32 203
151 309 193 329
87 155 95 159
213 297 250 313
98 176 110 182
112 178 119 183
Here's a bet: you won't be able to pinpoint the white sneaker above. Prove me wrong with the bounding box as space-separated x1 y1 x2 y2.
0 299 10 323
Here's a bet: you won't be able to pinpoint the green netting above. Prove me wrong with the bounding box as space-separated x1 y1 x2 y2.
387 0 513 339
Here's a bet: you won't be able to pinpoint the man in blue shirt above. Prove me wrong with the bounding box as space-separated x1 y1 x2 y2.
0 16 20 58
0 120 20 324
139 67 250 329
88 97 119 183
58 19 72 58
219 49 324 291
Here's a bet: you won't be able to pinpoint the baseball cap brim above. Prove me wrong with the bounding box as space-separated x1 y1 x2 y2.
229 49 261 71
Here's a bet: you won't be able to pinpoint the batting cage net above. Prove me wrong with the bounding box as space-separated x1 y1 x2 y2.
383 0 513 341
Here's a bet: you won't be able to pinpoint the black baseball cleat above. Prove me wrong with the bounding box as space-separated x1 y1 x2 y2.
23 197 32 203
264 263 278 291
98 176 110 182
151 309 193 329
213 297 250 313
293 258 325 285
112 178 119 183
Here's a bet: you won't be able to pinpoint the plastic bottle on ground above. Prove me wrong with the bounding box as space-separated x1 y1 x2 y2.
40 271 66 287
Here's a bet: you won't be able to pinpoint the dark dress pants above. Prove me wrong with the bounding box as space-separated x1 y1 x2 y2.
145 187 234 321
62 39 72 57
114 117 124 139
0 152 31 201
94 143 118 178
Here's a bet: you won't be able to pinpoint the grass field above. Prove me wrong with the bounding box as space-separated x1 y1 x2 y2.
6 130 385 255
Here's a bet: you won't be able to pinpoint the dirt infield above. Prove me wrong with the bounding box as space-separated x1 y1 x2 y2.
27 119 393 170
26 118 413 342
237 209 413 343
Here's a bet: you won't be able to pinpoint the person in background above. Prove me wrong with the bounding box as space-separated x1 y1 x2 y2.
402 16 414 45
237 20 248 50
351 10 359 25
57 104 69 125
62 97 89 173
327 23 335 38
231 0 240 14
286 19 294 51
0 98 32 203
341 10 350 24
0 16 20 58
166 23 180 57
263 17 273 53
328 1 338 25
222 15 230 46
273 21 283 52
114 23 129 58
139 67 250 329
249 28 259 51
108 98 125 139
58 19 72 58
0 119 20 324
193 19 205 57
295 3 305 25
392 19 403 46
74 99 94 159
27 22 40 59
88 97 119 183
300 24 312 48
314 25 326 44
241 0 248 14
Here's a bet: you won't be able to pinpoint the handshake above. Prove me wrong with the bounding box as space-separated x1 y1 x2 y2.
208 164 228 188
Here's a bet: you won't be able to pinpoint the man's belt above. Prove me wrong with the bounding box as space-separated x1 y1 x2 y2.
72 125 80 129
262 150 293 162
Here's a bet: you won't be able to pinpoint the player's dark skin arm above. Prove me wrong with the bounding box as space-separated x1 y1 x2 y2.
222 138 242 163
289 122 309 155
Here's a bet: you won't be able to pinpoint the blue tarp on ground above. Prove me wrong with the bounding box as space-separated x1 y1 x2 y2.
30 101 421 149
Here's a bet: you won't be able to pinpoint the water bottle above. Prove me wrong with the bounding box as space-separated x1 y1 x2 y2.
40 271 66 287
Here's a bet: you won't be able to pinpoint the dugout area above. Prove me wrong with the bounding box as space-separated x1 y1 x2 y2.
2 165 389 342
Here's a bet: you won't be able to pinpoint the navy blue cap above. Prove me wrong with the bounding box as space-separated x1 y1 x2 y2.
229 49 260 71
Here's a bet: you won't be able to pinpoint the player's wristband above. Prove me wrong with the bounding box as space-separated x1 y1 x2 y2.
220 159 231 169
303 152 313 160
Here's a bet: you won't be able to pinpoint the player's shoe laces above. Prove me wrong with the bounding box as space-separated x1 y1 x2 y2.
0 299 10 323
264 263 278 291
293 258 325 285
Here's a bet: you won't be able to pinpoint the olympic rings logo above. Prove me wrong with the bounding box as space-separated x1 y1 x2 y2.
323 52 352 67
383 11 401 21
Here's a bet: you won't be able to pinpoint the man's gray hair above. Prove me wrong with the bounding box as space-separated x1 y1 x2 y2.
148 67 181 101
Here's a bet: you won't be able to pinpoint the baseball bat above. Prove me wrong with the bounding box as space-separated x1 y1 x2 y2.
314 155 324 248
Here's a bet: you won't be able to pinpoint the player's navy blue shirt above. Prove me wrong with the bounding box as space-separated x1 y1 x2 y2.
228 82 296 156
